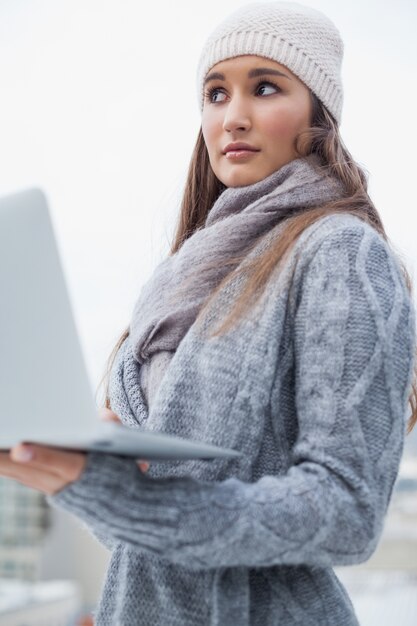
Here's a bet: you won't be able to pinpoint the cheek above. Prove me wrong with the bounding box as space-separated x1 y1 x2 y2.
261 102 310 141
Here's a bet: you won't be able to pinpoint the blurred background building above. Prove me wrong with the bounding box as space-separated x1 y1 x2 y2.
0 481 50 580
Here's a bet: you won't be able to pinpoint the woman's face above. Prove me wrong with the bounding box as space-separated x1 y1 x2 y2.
201 55 313 187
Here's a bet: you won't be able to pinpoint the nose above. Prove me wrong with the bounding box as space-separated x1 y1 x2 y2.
222 95 252 133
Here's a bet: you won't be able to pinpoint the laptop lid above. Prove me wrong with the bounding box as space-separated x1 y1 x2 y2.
0 187 99 446
0 187 242 460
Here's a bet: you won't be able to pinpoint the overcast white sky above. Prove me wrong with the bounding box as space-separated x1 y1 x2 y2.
0 0 416 394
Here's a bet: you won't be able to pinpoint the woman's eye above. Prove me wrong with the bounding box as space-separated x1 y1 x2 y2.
204 80 281 104
204 88 225 103
256 81 280 96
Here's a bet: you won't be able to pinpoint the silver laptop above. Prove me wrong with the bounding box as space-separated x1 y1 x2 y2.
0 188 241 461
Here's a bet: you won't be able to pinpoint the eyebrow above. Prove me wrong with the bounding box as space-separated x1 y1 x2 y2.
204 67 292 86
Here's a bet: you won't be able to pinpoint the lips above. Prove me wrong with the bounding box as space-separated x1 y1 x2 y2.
222 142 260 154
225 149 259 161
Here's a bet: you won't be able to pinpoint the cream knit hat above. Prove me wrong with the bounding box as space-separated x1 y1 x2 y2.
196 1 344 124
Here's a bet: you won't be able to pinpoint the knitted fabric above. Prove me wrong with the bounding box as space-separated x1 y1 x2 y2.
196 1 344 123
128 153 344 366
139 349 174 410
48 210 416 625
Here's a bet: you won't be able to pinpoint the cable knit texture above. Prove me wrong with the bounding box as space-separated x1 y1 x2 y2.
196 1 344 123
48 214 415 623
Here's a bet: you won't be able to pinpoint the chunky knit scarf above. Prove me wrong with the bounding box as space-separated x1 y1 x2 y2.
129 153 345 365
109 153 347 422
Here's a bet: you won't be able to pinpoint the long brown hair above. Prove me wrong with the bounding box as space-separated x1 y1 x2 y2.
98 92 417 434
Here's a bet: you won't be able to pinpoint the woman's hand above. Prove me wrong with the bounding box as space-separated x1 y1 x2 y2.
0 408 149 497
98 407 150 473
0 444 87 496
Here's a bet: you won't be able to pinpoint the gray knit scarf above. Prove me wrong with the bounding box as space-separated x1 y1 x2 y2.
128 153 345 365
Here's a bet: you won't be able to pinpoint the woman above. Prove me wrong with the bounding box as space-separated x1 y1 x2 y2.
1 2 416 624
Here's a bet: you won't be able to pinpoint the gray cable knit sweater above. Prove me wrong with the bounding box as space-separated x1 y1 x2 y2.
48 212 416 626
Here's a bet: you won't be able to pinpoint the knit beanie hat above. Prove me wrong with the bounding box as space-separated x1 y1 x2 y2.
196 1 344 124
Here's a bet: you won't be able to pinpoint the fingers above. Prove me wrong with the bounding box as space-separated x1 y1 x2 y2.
10 444 87 482
1 438 149 495
1 460 64 494
0 448 83 495
137 460 150 472
99 407 121 422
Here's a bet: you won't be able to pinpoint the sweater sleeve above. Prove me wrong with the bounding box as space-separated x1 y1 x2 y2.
47 225 416 570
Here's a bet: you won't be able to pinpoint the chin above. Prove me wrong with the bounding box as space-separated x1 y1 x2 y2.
219 168 266 188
